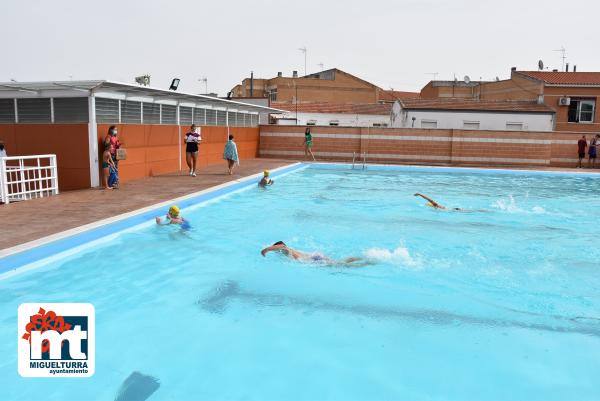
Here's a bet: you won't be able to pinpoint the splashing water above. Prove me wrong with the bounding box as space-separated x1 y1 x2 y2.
364 244 421 267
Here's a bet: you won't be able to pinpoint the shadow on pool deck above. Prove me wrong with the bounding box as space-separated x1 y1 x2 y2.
0 158 294 250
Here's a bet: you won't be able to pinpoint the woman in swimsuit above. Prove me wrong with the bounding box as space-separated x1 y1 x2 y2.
304 128 316 161
261 241 372 267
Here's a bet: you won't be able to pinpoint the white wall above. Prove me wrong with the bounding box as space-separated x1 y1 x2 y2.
276 112 390 127
393 110 554 131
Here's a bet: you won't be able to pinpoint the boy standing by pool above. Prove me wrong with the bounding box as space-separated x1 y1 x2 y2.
577 135 587 168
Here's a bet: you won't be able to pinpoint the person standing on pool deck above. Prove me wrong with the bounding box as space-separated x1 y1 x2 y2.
577 135 587 168
185 124 202 177
304 128 315 161
223 134 239 175
588 134 598 168
261 241 373 267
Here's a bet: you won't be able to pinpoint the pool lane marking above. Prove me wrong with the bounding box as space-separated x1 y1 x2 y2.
0 162 305 277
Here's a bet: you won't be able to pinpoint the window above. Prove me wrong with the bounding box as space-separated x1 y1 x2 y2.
329 120 339 126
121 100 141 124
269 89 277 102
205 109 216 126
506 122 523 131
17 98 51 123
161 105 177 124
216 110 227 126
372 123 389 127
179 106 193 125
463 121 480 130
193 108 206 125
54 97 89 123
142 102 160 124
95 98 119 123
421 120 437 129
568 99 595 123
0 99 15 123
307 120 317 126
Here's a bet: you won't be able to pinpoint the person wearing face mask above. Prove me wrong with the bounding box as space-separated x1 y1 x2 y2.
104 126 122 168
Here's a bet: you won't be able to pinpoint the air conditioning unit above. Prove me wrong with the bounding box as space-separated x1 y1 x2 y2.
558 97 571 106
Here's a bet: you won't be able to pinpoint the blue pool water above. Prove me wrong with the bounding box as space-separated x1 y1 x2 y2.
1 164 600 400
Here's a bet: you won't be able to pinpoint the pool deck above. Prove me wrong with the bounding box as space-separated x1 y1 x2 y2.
0 159 293 251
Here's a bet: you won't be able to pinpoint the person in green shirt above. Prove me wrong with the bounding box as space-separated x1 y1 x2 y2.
304 127 316 161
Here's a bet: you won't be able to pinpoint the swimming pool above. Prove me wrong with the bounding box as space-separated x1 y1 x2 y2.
1 163 600 400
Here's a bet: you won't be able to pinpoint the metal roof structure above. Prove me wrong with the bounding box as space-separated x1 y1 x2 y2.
0 80 283 113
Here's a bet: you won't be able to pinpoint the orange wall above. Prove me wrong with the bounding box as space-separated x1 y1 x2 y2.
0 124 90 190
97 124 259 183
259 125 585 168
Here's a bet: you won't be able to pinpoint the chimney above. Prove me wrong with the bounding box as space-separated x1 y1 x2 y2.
574 65 577 72
250 71 254 97
510 66 517 72
566 63 569 72
277 71 282 77
292 70 298 78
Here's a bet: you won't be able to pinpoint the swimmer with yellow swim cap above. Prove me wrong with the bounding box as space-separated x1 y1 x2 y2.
155 205 188 226
258 170 274 187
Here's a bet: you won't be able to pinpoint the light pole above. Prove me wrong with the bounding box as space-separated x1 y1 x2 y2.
198 77 208 94
298 47 307 76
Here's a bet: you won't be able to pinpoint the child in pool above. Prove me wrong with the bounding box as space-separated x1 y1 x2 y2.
155 205 190 228
258 170 274 187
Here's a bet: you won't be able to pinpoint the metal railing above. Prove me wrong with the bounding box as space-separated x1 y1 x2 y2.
0 155 59 204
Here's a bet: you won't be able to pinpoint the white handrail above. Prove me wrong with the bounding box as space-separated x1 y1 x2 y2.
0 154 59 204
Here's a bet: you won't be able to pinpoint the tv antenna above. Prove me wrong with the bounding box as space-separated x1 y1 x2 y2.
318 62 324 71
425 72 439 81
464 75 471 84
538 59 544 71
198 77 208 94
553 47 566 71
298 47 307 76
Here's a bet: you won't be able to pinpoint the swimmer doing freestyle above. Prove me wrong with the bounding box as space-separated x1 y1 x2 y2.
414 193 462 211
261 241 373 267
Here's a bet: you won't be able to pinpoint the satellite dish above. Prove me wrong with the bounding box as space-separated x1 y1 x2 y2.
464 75 471 84
538 60 544 71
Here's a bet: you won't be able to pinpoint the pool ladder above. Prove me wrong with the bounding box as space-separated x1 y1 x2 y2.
352 152 368 170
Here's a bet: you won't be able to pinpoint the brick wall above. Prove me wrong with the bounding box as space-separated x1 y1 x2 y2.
259 125 585 168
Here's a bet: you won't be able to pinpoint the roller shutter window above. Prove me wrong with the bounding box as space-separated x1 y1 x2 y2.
143 102 160 124
227 111 236 127
121 100 142 124
54 97 89 123
17 98 51 123
180 106 193 125
95 98 119 123
161 105 177 124
251 114 258 126
0 99 16 123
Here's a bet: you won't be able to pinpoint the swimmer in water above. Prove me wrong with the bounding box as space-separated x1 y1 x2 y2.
414 193 462 211
261 241 373 267
155 205 190 228
258 170 274 187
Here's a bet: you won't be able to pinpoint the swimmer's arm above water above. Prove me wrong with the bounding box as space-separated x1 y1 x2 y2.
414 193 445 209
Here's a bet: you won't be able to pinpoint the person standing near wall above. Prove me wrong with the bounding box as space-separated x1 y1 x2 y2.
577 135 587 168
304 127 315 161
0 141 6 158
589 134 598 169
223 134 239 175
104 126 121 168
184 124 201 177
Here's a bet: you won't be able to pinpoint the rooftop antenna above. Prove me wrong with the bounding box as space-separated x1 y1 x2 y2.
298 47 307 76
198 77 208 94
425 72 439 81
538 59 544 71
464 75 471 84
318 62 324 71
553 47 566 71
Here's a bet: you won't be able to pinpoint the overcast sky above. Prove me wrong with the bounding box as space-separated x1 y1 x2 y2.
2 0 598 95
